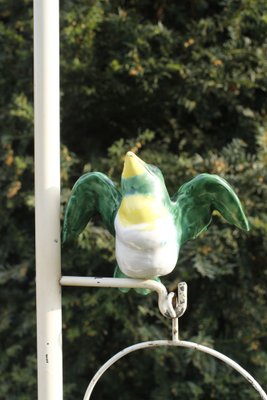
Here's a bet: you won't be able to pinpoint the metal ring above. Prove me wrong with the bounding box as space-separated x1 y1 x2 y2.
83 340 267 400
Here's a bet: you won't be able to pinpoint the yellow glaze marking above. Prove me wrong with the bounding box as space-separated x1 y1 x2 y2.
118 194 168 228
122 152 147 179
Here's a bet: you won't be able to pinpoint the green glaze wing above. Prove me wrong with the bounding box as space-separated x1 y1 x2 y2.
63 172 121 241
172 173 249 245
113 265 161 295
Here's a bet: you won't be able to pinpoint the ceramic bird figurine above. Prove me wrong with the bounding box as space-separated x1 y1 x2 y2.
63 152 249 293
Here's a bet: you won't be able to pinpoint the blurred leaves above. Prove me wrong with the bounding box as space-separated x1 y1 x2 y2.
0 0 267 399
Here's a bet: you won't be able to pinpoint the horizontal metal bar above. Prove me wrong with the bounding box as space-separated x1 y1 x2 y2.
60 276 176 318
60 276 167 291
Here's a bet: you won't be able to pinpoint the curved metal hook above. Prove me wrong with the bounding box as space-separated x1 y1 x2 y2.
60 276 187 319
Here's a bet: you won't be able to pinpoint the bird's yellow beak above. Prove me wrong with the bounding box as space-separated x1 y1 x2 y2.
122 152 147 179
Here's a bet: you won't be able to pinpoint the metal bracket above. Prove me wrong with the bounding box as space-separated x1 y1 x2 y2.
60 276 267 400
60 276 187 320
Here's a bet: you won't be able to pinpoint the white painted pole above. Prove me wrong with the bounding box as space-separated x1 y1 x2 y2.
34 0 63 399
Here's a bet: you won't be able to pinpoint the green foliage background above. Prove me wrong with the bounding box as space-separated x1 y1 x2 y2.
1 0 267 398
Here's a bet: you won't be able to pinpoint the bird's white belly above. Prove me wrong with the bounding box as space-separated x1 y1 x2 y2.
114 214 179 278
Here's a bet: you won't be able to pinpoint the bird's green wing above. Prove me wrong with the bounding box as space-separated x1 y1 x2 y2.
113 265 161 295
172 173 249 245
63 172 122 242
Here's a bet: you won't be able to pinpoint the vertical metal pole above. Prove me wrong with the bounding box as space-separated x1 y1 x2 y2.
34 1 63 399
